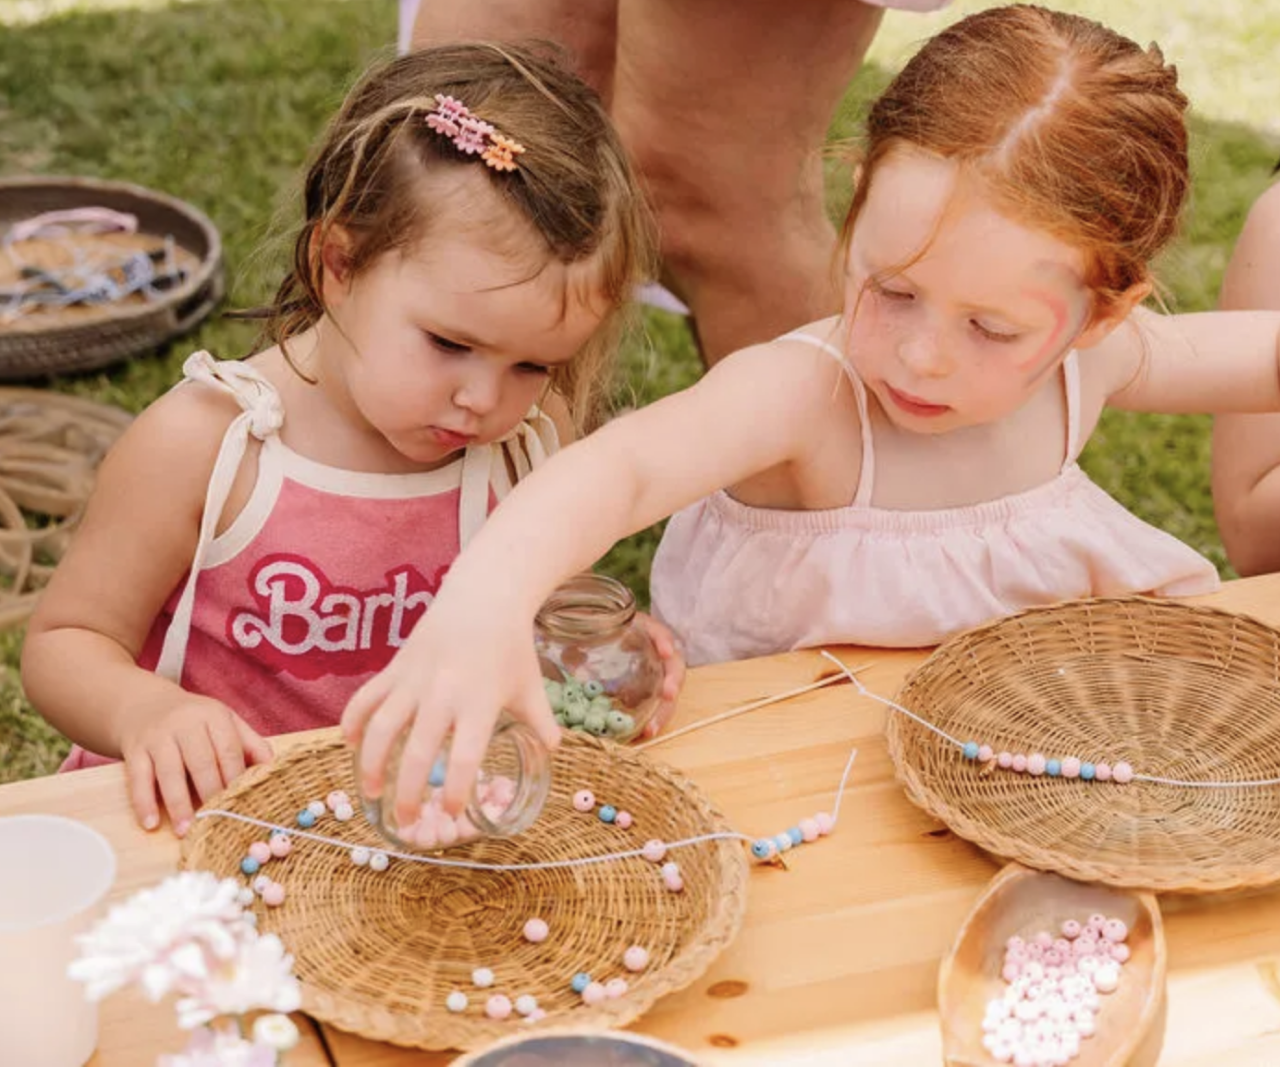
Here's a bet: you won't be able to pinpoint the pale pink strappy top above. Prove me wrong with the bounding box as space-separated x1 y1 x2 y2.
650 331 1220 666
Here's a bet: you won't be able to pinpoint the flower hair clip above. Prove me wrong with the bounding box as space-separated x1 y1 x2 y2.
425 94 526 173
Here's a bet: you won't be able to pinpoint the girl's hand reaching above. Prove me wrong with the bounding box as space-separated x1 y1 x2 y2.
635 612 686 738
342 592 563 833
120 694 274 835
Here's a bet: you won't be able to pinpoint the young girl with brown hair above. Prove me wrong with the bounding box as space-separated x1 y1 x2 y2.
343 6 1280 824
21 42 672 834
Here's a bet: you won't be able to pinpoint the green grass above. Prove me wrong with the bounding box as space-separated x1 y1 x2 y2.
1 0 1277 783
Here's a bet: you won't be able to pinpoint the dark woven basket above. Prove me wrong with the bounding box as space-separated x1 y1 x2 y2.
0 175 224 379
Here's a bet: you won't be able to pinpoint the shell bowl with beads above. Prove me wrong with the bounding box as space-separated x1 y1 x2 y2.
939 863 1166 1067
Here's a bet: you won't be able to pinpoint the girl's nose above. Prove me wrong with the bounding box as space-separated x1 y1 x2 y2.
452 368 501 416
897 332 950 378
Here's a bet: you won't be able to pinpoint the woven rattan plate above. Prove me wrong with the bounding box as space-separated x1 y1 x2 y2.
887 596 1280 893
180 731 749 1051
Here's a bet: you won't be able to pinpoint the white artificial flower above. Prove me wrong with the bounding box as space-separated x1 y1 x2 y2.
175 933 301 1030
251 1014 300 1052
158 1026 278 1067
70 872 252 1002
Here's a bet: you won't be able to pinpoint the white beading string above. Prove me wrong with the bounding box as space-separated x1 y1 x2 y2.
819 649 1280 790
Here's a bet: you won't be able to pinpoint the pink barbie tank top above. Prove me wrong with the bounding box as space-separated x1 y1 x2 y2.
651 331 1219 666
61 352 558 769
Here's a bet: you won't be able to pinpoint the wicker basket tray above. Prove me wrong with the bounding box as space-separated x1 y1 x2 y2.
180 732 749 1051
887 596 1280 893
0 175 223 379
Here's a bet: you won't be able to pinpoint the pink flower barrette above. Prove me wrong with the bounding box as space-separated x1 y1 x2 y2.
425 94 526 173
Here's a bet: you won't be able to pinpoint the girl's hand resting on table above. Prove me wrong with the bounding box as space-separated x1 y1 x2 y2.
342 601 687 832
120 694 274 836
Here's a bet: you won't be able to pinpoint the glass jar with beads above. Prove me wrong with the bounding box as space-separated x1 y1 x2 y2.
356 718 551 852
535 573 662 744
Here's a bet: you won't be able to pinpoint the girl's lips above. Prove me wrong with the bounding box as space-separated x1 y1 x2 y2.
428 427 476 448
885 385 950 418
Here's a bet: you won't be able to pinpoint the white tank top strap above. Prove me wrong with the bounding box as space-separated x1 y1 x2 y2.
778 330 876 507
1062 350 1083 470
457 404 560 549
156 352 286 683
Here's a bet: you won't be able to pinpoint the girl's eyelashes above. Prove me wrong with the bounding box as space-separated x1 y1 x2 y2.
971 320 1022 344
871 279 914 301
424 331 471 353
516 362 551 375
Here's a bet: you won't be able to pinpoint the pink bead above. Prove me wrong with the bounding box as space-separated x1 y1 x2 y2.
326 790 350 811
1102 918 1128 943
262 882 286 907
1060 920 1081 939
1112 761 1134 784
623 945 650 972
436 816 460 849
252 874 271 894
641 839 667 863
572 790 595 812
1094 762 1112 782
605 978 629 999
1033 931 1053 949
1052 939 1071 955
978 744 995 762
489 776 516 807
248 841 272 864
1110 943 1131 963
1087 913 1107 931
1043 950 1064 967
1027 753 1047 776
268 834 292 858
525 1008 547 1023
523 918 549 943
1012 754 1028 773
1001 962 1021 982
581 982 607 1006
1006 936 1026 953
997 751 1014 769
798 818 820 842
485 994 513 1020
1061 757 1081 779
663 873 685 893
814 812 835 835
615 811 634 830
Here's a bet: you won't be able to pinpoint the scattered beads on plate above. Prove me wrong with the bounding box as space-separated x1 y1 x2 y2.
446 991 468 1013
623 945 650 972
472 968 496 989
523 918 549 943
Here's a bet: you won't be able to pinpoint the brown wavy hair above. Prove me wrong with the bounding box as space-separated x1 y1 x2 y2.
251 41 657 432
840 5 1189 317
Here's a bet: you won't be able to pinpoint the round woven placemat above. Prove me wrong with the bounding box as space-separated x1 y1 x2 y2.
0 388 131 629
180 732 749 1051
887 596 1280 893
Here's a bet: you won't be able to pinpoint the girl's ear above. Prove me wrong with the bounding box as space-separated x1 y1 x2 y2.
316 225 357 309
1074 280 1153 350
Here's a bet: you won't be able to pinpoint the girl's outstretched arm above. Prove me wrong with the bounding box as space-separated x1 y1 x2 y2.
343 338 845 826
21 386 273 833
1211 182 1280 575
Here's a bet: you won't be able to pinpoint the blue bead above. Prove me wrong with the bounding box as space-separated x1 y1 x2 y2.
786 827 803 846
1080 762 1096 780
962 741 980 760
570 972 592 994
1046 759 1062 777
297 809 316 829
240 856 260 876
774 833 792 853
429 757 446 789
598 805 617 824
751 839 773 860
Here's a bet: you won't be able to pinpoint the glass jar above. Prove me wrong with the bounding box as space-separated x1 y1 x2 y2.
535 573 663 744
356 719 550 852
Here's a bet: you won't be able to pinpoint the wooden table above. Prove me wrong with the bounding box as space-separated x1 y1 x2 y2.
6 575 1280 1065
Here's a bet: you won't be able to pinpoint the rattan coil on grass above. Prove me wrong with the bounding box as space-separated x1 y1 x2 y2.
887 596 1280 893
0 388 131 629
0 176 223 379
180 731 749 1051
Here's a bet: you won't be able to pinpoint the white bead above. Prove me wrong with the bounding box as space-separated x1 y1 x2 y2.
514 994 539 1016
1093 961 1120 993
306 800 326 818
446 991 467 1013
236 887 256 906
350 847 370 866
472 968 495 988
369 851 390 872
333 802 354 822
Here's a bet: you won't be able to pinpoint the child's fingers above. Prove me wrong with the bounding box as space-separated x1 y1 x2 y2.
439 707 490 818
208 718 248 788
395 701 453 825
342 672 392 746
125 749 161 831
178 730 226 809
150 738 196 836
233 718 274 767
358 689 419 802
